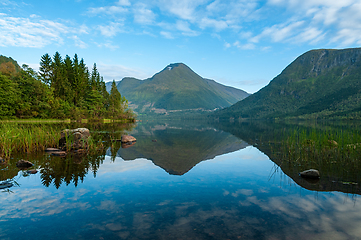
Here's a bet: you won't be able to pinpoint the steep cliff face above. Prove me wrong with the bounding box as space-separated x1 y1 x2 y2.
216 48 361 119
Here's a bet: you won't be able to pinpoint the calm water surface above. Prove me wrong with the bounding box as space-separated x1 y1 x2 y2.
1 121 361 240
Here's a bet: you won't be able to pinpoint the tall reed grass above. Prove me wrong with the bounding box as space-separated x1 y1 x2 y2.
278 127 361 181
0 123 60 159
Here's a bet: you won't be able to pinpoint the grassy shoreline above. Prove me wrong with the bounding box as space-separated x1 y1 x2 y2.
0 118 136 160
0 123 60 159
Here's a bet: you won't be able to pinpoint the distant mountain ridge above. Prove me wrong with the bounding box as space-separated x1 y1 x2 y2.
106 63 249 115
216 48 361 119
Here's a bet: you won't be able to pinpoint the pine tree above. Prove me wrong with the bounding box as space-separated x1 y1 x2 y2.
39 53 53 84
52 52 70 101
109 80 122 118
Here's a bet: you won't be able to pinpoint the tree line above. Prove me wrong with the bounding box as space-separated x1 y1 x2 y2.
0 53 133 120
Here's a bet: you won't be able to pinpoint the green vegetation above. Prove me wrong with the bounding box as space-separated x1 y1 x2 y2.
216 48 361 120
0 53 135 120
0 123 60 159
279 127 361 179
107 63 249 114
213 120 361 190
0 122 136 186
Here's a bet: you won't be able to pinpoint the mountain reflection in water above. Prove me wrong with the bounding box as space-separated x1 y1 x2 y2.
213 120 361 195
1 120 361 239
107 123 249 175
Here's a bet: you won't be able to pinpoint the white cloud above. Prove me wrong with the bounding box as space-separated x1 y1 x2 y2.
71 36 88 49
95 41 119 50
133 3 156 25
97 22 124 37
176 20 199 36
160 31 174 39
264 0 361 46
82 0 361 50
0 0 18 7
87 5 128 15
251 21 305 43
98 63 152 81
293 27 325 44
157 0 207 22
117 0 131 6
0 14 69 48
199 17 228 31
233 41 255 50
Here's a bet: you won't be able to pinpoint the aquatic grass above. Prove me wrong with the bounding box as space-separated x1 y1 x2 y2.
0 123 60 158
276 126 361 181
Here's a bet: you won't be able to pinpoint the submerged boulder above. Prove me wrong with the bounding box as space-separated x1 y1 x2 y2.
121 135 136 143
16 160 34 168
299 169 320 179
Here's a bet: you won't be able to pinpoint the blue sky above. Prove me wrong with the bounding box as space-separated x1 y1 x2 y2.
1 0 361 93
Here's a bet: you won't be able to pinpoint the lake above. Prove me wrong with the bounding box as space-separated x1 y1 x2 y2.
1 120 361 240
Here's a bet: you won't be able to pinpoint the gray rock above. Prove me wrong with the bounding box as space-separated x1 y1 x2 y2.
299 169 320 179
59 128 90 150
60 128 90 139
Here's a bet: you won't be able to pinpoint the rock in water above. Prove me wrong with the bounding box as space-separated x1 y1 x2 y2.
60 128 90 139
121 135 136 143
45 148 61 152
16 160 34 168
51 151 67 157
299 169 320 179
59 128 90 150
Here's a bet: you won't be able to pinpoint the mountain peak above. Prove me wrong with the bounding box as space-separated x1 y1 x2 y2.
163 63 187 71
109 62 249 114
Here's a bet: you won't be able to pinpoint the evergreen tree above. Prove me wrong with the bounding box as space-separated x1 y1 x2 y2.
39 53 53 84
52 52 71 101
109 80 122 118
63 55 75 101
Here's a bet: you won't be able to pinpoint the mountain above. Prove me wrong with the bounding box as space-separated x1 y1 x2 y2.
106 63 249 114
215 48 361 119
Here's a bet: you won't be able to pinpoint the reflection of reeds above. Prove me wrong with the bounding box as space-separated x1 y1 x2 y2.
0 123 59 159
278 127 361 181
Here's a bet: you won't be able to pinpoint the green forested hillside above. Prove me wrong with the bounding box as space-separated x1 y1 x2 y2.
107 63 249 114
0 53 133 120
216 48 361 119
